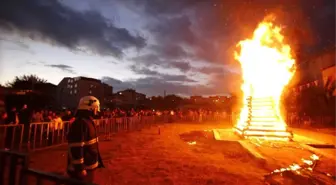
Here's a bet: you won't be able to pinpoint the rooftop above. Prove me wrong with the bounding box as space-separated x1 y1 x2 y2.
75 76 101 83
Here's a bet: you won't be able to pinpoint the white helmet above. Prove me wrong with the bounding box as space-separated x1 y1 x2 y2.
77 96 100 112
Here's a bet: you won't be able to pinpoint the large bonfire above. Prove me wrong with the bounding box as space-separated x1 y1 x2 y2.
234 15 296 140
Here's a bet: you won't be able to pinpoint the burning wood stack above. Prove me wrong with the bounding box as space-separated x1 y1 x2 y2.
234 96 293 140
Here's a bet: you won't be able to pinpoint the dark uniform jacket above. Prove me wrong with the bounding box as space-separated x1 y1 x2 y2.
67 112 104 173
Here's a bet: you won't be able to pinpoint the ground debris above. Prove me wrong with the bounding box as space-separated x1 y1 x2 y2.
264 154 335 185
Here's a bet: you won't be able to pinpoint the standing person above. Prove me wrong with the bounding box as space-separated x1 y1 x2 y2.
19 104 31 143
5 107 18 150
0 111 8 124
67 96 104 183
48 112 63 145
62 110 74 122
61 110 75 134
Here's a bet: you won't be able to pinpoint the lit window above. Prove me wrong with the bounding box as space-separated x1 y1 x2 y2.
74 89 77 94
89 90 92 94
70 91 72 94
68 79 71 83
75 83 77 87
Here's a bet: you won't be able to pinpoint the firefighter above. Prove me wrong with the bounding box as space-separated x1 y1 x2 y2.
67 96 104 182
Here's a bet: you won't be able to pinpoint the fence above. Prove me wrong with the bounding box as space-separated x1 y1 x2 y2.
0 149 96 185
285 113 335 128
0 113 232 152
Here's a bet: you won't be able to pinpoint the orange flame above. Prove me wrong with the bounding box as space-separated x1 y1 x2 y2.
235 15 295 137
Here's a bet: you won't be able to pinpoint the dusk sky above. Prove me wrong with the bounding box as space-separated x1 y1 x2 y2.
0 0 334 96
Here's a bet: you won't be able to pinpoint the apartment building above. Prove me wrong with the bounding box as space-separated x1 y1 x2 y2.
294 48 335 85
114 89 146 106
57 77 112 109
102 83 114 107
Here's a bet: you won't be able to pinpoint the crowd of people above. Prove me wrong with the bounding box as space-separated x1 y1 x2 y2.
0 104 230 126
0 104 74 125
0 101 230 153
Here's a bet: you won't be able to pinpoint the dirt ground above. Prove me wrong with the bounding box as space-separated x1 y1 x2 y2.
29 122 336 185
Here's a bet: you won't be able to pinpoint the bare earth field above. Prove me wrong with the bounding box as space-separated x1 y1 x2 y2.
29 122 336 185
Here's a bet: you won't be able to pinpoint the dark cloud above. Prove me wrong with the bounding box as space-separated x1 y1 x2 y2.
0 37 30 50
102 76 189 95
101 76 126 88
0 37 35 54
101 76 123 85
130 65 196 83
46 64 75 74
102 72 240 97
124 0 334 63
149 15 196 47
302 0 335 50
120 0 199 17
121 0 334 95
149 43 189 60
130 65 160 76
132 54 192 72
197 67 226 74
101 76 138 93
132 54 229 75
162 74 196 83
0 0 146 58
170 62 191 72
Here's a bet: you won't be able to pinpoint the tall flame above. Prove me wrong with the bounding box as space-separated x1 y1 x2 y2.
235 16 295 136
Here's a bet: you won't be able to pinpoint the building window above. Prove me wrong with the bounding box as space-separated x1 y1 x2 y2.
75 83 77 87
70 91 73 95
74 89 77 94
90 84 93 88
68 79 71 83
89 90 92 94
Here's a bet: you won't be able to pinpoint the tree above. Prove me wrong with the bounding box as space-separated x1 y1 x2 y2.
164 94 183 110
322 77 336 119
4 75 54 110
324 77 336 101
6 74 47 90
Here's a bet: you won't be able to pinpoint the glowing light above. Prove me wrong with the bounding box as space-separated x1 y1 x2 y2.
187 141 197 145
234 15 295 139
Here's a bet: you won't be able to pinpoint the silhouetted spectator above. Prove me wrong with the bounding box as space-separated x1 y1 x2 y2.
5 107 18 150
19 104 31 142
32 110 44 123
0 111 7 124
49 112 63 145
62 110 73 121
